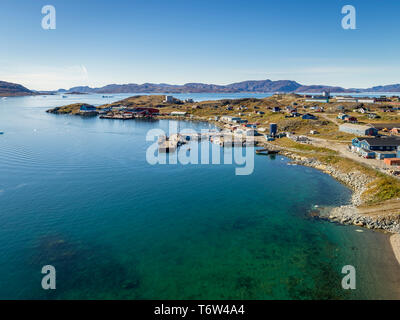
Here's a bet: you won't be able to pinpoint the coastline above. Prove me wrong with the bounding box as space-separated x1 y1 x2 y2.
161 115 400 272
391 234 400 266
273 148 400 267
46 99 400 268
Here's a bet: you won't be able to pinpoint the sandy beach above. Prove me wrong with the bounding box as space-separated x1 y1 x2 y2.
391 234 400 266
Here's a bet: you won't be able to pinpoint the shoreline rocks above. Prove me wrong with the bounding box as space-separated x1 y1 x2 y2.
281 150 400 234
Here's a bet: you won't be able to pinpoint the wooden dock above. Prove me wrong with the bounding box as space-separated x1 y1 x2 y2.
158 134 183 153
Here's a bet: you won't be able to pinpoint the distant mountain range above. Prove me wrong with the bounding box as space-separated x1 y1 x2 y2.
61 80 400 94
1 79 400 96
0 81 35 97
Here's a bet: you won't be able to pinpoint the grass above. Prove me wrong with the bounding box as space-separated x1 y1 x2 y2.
271 137 338 155
364 175 400 204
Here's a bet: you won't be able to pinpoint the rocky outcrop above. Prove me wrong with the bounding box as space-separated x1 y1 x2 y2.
327 205 400 233
281 151 400 233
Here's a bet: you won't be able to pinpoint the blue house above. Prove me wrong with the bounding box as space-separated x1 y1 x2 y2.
80 105 97 112
359 137 400 152
302 113 317 120
272 107 281 113
375 152 397 160
352 138 362 147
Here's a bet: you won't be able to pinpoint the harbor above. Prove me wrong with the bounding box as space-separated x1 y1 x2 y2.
157 130 264 153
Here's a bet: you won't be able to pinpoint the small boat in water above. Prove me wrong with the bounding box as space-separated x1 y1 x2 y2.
0 131 4 135
255 148 279 155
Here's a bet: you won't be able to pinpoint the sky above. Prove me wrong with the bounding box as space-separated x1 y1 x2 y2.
0 0 399 91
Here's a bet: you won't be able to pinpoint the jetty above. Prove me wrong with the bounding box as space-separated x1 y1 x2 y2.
158 134 186 153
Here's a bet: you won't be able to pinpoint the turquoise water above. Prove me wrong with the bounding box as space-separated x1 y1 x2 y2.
0 94 400 299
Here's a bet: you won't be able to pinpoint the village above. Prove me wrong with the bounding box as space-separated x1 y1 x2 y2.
45 91 400 233
47 92 400 175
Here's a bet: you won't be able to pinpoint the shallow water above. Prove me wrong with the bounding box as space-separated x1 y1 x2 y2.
0 94 399 299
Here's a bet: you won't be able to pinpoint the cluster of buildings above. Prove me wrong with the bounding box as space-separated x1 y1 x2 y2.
219 115 263 136
338 123 400 165
92 105 160 119
335 96 376 104
304 91 331 103
337 113 358 123
277 105 320 120
350 136 400 163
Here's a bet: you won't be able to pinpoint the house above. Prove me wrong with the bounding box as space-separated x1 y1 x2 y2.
272 107 281 113
367 113 380 119
245 129 259 136
111 105 127 111
339 124 378 136
337 113 348 120
384 158 400 166
375 151 397 160
358 137 400 152
164 95 175 103
98 107 112 114
286 106 297 113
80 105 97 113
391 128 400 135
127 107 159 116
344 116 358 123
305 96 329 103
302 114 317 120
370 123 400 131
221 116 241 123
310 106 324 112
357 98 376 104
376 97 390 102
359 149 376 159
354 107 368 114
322 91 330 97
286 112 302 118
336 97 358 103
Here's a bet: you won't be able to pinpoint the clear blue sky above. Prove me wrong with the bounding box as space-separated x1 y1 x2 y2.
1 0 399 90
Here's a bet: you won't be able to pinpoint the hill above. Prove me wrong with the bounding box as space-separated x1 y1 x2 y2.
0 81 35 97
64 79 371 94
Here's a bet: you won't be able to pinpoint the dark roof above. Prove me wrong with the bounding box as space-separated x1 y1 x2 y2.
369 123 400 129
361 137 400 147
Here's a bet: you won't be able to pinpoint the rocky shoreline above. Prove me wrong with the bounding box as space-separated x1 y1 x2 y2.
279 150 400 234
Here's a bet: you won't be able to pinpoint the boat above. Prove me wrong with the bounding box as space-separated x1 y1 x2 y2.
0 132 4 135
255 148 279 155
